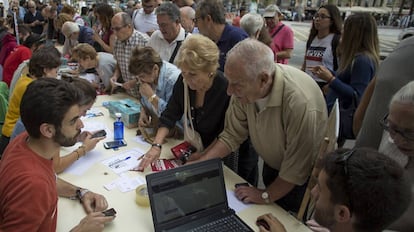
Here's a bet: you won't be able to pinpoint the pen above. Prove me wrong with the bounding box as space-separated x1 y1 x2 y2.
109 156 131 168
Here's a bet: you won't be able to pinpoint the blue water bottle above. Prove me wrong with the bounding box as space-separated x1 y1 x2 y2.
114 113 124 140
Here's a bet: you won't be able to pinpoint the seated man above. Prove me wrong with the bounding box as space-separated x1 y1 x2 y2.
377 80 414 231
257 148 411 232
0 78 115 231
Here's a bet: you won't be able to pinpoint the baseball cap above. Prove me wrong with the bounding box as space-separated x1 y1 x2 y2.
263 4 281 18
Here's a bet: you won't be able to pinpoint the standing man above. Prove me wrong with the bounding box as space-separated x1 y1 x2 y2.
132 0 159 36
195 0 247 71
111 12 149 98
147 2 188 64
180 6 198 33
24 0 45 35
0 78 115 231
193 39 327 213
263 4 294 64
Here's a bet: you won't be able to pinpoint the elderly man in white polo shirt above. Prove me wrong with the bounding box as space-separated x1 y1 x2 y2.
147 2 189 64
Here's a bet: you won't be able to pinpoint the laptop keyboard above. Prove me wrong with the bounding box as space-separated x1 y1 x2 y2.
189 215 251 232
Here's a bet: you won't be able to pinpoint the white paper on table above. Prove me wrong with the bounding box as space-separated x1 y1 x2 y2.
83 107 105 119
101 148 144 174
64 150 105 175
103 173 146 192
226 190 251 213
133 135 151 146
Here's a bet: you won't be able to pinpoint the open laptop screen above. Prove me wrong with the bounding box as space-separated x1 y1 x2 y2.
148 160 227 224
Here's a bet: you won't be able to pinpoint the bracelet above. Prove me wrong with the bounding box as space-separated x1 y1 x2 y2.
76 188 90 203
151 143 162 150
78 145 86 158
148 94 157 103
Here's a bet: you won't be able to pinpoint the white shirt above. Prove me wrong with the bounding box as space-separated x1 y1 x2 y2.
304 33 334 82
132 8 159 34
147 27 190 63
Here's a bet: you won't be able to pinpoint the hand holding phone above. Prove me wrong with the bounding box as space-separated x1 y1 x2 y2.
91 129 107 138
102 208 117 217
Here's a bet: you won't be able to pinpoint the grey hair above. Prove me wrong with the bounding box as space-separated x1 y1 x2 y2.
226 39 275 80
240 13 264 38
390 81 414 106
156 2 181 22
120 12 133 26
181 6 195 20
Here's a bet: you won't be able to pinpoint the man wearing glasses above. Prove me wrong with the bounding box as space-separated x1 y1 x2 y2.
377 81 414 230
132 0 159 36
110 12 149 98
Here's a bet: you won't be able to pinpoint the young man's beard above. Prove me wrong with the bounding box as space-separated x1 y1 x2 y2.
53 129 81 147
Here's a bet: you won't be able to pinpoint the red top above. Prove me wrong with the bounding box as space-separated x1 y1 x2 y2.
2 45 32 86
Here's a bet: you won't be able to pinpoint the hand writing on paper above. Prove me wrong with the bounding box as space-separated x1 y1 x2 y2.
256 213 286 232
132 147 161 171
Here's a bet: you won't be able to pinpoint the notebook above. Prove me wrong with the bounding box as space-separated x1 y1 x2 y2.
146 158 254 232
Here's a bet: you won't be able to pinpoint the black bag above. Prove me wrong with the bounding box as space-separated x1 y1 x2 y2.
339 91 359 141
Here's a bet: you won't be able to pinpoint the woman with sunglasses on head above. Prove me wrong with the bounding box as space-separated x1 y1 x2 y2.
313 13 379 146
302 4 342 89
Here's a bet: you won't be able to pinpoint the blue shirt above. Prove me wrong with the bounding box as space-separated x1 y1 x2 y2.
141 61 180 117
326 54 376 111
217 24 248 71
78 26 94 46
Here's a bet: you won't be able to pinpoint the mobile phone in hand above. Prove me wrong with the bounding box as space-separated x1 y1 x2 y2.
91 129 107 138
256 219 270 230
102 208 117 217
235 182 249 188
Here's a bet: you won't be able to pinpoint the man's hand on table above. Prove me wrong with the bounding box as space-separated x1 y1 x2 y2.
70 212 115 232
257 213 286 232
235 185 268 204
82 191 108 213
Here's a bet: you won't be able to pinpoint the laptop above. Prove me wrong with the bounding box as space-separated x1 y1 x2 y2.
146 158 254 232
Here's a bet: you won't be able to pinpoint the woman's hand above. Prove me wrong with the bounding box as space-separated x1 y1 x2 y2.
139 82 154 99
309 65 334 82
134 146 161 171
138 109 150 127
122 79 137 90
92 31 102 43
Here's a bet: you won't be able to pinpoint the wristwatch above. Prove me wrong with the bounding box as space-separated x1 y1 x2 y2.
70 188 90 203
261 191 270 204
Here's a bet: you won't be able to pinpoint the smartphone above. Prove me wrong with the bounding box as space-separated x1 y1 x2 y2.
102 208 117 217
235 182 249 188
256 219 270 230
103 140 127 149
91 129 107 138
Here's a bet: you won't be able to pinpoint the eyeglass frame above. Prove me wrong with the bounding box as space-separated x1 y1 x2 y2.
379 113 414 141
313 13 332 20
334 149 356 213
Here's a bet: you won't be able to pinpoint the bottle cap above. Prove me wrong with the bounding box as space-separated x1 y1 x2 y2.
115 113 122 118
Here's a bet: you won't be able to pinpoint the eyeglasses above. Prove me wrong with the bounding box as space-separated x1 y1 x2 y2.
111 24 127 32
313 14 331 20
379 113 414 141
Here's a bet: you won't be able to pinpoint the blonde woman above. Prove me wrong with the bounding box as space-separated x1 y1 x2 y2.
136 34 230 171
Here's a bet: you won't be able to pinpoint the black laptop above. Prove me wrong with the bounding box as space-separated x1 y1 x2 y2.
146 158 254 232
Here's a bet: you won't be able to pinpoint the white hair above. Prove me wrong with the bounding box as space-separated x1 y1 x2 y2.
61 21 80 38
390 81 414 106
226 39 275 80
240 13 263 38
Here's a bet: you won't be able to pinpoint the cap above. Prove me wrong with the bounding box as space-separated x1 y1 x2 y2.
263 4 281 18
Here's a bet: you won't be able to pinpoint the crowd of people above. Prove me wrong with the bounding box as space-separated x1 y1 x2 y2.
0 0 412 231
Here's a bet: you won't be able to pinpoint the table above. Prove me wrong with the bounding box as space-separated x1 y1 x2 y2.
57 94 311 232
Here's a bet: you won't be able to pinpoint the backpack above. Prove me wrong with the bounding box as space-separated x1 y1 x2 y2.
306 33 340 71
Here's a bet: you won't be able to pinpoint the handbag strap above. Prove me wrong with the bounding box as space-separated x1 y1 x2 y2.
271 24 285 38
183 79 197 140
